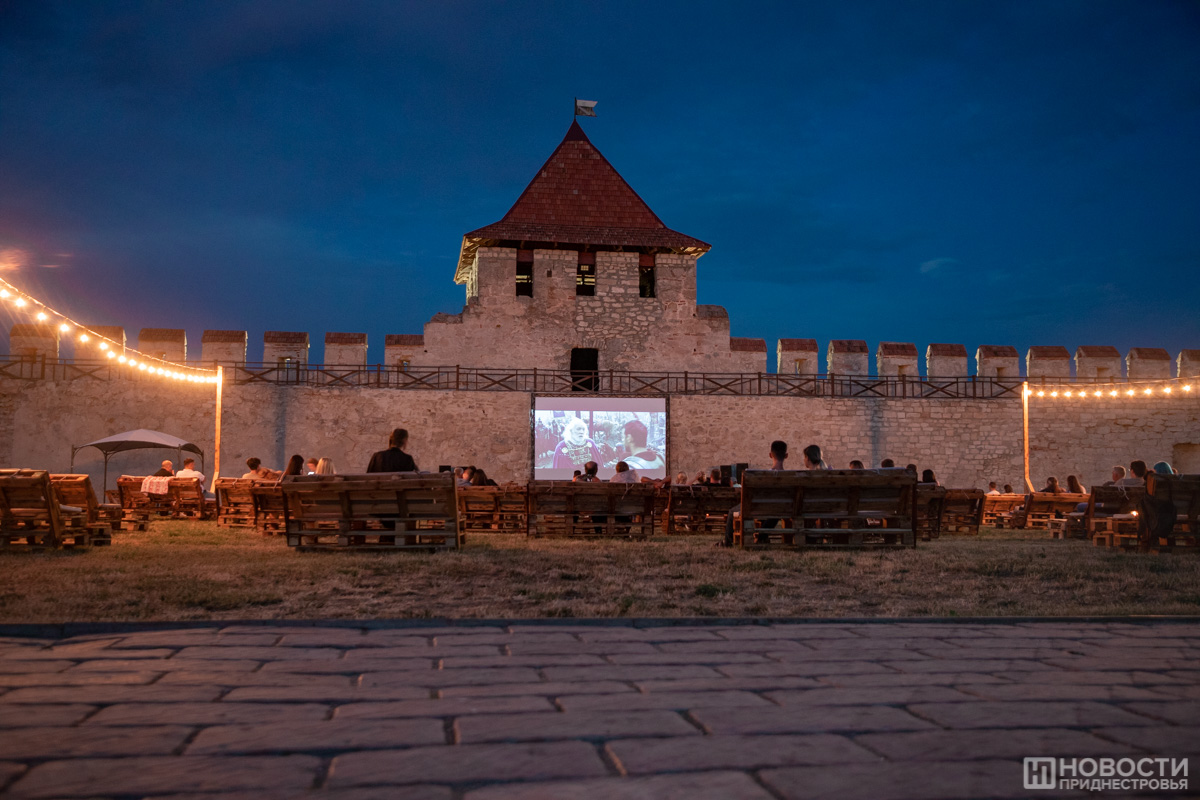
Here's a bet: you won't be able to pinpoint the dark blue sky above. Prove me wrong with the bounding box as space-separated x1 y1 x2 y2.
1 0 1198 371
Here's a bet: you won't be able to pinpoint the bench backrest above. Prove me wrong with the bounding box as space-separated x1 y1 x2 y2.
117 476 152 509
526 481 659 536
667 484 739 517
281 472 458 530
1088 484 1145 517
941 489 985 519
0 469 63 531
740 468 915 531
1145 473 1200 521
50 474 102 518
168 477 205 507
215 477 256 508
1023 492 1089 516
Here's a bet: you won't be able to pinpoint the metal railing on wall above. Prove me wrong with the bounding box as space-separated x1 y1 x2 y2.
0 355 1136 398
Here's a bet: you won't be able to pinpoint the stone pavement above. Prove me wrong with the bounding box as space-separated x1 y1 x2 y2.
0 619 1196 799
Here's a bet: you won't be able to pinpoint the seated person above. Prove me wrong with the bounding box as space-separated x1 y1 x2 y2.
920 469 939 486
576 461 601 482
314 458 336 475
153 460 174 477
675 471 688 485
803 444 829 470
1103 466 1127 486
880 459 895 468
1003 484 1014 494
1118 460 1148 486
610 461 638 483
305 458 320 475
1041 476 1065 494
175 458 205 484
986 481 1001 496
1066 475 1087 494
721 440 788 547
241 457 278 481
849 460 864 470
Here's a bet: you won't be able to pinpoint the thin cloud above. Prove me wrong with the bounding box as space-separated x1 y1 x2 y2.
919 257 958 274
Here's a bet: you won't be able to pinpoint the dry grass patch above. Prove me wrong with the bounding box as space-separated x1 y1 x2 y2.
0 523 1197 622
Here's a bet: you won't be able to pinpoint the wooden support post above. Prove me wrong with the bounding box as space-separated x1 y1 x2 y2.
1022 380 1033 493
211 366 223 494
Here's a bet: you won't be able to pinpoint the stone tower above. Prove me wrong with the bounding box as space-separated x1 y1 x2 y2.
415 121 766 373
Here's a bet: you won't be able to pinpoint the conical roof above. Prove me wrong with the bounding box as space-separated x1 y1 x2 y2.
456 121 708 279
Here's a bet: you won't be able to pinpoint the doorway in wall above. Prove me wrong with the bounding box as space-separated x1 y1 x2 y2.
570 348 599 392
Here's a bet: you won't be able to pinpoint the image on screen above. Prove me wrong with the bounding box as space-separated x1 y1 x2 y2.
533 397 667 481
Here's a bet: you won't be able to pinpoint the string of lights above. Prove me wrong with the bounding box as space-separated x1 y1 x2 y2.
0 277 219 384
1024 381 1192 399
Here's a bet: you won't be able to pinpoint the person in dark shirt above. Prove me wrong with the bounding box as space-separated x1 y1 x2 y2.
152 460 174 477
366 428 417 473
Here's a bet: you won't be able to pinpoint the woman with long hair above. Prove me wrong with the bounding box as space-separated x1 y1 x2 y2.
315 458 336 475
1066 475 1086 494
282 454 305 477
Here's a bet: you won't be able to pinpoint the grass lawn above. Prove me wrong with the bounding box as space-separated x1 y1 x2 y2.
0 522 1198 622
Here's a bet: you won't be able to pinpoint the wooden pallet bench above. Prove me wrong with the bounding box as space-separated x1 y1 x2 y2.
1017 493 1089 530
168 477 213 520
1114 473 1200 553
250 484 286 535
982 494 1025 527
51 473 120 541
735 469 916 549
915 484 947 541
458 484 527 535
215 477 256 527
0 469 107 548
527 481 658 539
664 485 738 535
116 475 171 530
281 472 459 551
939 489 985 535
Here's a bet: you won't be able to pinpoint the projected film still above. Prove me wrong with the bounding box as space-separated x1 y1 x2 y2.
533 397 667 481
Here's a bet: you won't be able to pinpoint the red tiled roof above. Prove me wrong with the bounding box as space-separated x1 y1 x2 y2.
1076 345 1120 358
1128 347 1170 360
1027 346 1070 359
264 331 308 345
977 345 1018 358
385 334 425 347
202 330 247 343
927 343 967 357
457 122 709 278
829 340 868 354
730 337 767 353
138 328 185 342
779 338 818 351
1179 349 1200 360
877 342 917 357
325 332 366 345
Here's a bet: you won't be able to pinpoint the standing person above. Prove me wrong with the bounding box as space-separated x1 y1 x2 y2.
366 428 417 473
721 440 788 547
675 471 688 485
282 454 305 477
153 460 174 477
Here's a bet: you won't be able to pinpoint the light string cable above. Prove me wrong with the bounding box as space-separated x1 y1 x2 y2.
0 276 218 383
1024 375 1193 400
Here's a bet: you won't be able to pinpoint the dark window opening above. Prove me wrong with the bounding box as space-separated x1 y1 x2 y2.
638 254 656 298
570 347 599 392
576 252 596 296
516 258 533 297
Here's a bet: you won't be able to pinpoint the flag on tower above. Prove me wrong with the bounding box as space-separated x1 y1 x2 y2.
574 99 598 117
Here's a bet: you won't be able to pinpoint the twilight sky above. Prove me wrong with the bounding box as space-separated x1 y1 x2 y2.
1 0 1198 371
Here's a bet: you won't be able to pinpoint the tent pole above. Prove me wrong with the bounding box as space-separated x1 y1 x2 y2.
103 453 110 493
211 365 223 493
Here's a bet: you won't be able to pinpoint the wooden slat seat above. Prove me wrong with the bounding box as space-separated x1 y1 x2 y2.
1135 473 1200 552
281 473 459 551
458 484 527 535
50 474 116 544
0 469 101 548
1014 493 1089 530
250 484 286 535
982 494 1026 527
940 489 985 535
116 475 170 530
168 477 211 520
664 485 738 535
215 478 256 527
915 484 947 541
736 469 916 549
1082 485 1144 539
527 481 658 539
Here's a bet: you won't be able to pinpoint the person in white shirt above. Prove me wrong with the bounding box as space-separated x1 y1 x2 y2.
986 481 1001 496
175 458 205 484
609 461 638 483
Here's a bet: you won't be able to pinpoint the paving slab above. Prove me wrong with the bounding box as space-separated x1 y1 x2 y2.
0 618 1194 799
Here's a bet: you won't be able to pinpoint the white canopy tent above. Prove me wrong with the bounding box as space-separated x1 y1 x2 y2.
70 429 204 491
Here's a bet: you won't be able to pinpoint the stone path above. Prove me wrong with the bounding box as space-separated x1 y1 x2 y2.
0 619 1196 799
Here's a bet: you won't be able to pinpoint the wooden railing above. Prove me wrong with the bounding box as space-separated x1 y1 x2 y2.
0 355 1135 398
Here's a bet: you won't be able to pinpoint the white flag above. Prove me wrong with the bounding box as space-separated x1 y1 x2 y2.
575 99 598 117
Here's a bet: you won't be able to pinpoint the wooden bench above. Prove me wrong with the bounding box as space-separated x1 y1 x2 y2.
940 489 985 535
527 481 658 539
116 475 171 530
1112 473 1200 553
664 485 738 535
458 484 527 535
250 484 286 535
51 474 121 538
168 477 212 520
915 484 946 540
735 469 916 549
281 473 459 551
982 494 1025 527
1070 485 1144 542
1013 493 1089 530
215 478 256 527
0 469 106 548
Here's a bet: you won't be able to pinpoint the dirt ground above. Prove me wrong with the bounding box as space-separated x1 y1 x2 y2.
1 522 1198 622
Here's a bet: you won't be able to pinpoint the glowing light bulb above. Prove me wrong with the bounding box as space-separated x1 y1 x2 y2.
137 363 147 371
1164 387 1172 394
0 290 8 298
35 311 47 321
78 333 88 343
14 298 25 308
1065 390 1073 398
1050 391 1058 398
1023 388 1032 397
1185 385 1193 392
1109 390 1117 397
117 355 127 364
58 323 69 333
1093 390 1101 397
1126 389 1134 396
1036 391 1044 397
99 342 108 351
106 351 115 359
1144 388 1152 395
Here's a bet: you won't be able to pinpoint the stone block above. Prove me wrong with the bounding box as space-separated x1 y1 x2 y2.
1075 345 1122 379
1127 347 1172 380
925 344 967 377
262 331 308 366
9 324 59 359
1178 349 1200 378
185 717 444 755
606 733 875 775
464 772 774 800
827 340 868 375
327 741 609 787
690 704 935 735
455 709 698 743
777 339 818 375
385 334 425 370
974 345 1019 378
86 702 329 726
137 328 186 362
906 700 1157 729
200 330 247 365
324 332 367 366
876 342 918 377
1025 346 1070 378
